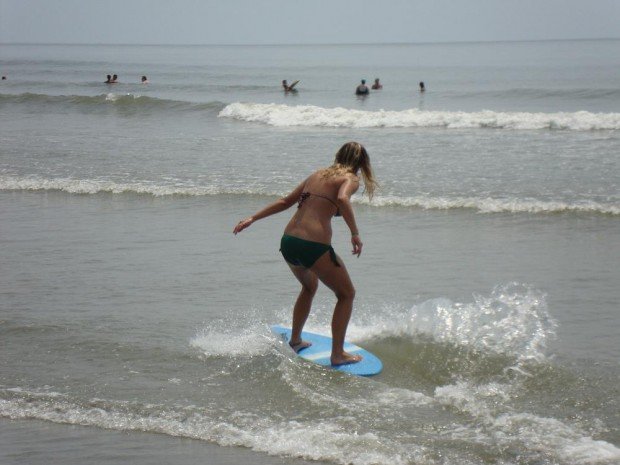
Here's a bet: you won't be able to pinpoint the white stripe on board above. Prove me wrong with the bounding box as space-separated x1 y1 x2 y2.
303 348 362 362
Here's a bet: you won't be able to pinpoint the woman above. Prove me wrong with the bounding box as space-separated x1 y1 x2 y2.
233 142 377 366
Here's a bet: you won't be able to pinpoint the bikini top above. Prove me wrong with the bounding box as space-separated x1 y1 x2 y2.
298 192 341 217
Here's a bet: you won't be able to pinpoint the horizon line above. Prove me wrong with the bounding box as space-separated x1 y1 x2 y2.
2 37 619 47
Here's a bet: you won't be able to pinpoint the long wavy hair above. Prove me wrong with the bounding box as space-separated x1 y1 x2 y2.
323 142 377 200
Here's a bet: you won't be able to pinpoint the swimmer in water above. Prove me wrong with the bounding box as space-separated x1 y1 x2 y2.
282 80 299 92
355 80 369 95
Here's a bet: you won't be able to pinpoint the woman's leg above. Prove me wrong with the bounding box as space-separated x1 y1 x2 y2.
288 264 318 350
310 252 361 365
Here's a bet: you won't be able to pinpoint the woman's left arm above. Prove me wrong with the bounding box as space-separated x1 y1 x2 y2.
233 180 306 234
336 175 364 257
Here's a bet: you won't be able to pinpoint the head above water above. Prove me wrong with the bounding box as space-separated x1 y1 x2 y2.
332 142 377 199
361 79 366 84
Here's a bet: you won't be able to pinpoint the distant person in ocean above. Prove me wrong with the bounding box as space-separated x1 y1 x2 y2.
111 74 118 83
371 78 382 90
141 75 149 84
282 79 299 92
419 81 425 92
233 142 377 366
104 75 112 83
355 80 369 95
2 76 6 80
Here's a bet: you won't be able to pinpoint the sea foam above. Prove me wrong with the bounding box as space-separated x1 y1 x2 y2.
434 383 620 465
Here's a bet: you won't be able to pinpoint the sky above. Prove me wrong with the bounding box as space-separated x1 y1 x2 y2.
1 0 619 45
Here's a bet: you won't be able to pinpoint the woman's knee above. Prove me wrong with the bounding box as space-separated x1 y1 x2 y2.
302 277 319 295
336 284 355 301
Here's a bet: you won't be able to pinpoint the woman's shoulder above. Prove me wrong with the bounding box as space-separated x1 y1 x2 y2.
316 169 359 191
339 171 360 184
319 165 358 179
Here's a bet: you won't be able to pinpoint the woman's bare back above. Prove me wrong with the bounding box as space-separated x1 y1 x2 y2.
283 170 354 244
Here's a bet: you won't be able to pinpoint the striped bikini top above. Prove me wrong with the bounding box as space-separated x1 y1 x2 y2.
298 192 341 217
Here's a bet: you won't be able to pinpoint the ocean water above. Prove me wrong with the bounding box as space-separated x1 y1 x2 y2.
1 40 619 465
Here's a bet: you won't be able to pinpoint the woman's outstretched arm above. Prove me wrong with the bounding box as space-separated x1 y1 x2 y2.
233 180 306 234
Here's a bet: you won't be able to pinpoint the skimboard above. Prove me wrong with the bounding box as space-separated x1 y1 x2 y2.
271 325 382 376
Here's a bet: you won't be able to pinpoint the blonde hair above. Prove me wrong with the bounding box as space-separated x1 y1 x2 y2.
323 142 377 200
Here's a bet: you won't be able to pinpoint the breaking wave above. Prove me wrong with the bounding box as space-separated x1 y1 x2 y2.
363 194 620 215
219 102 620 130
1 174 618 216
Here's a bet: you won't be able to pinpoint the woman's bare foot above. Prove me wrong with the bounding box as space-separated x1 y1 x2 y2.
331 351 362 366
289 340 312 353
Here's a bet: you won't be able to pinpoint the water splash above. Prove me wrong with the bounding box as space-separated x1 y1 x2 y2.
349 283 557 364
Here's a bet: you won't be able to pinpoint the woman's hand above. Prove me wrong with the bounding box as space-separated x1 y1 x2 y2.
233 217 254 234
351 234 363 257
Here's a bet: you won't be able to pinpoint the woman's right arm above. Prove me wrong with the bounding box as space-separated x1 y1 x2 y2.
233 180 306 234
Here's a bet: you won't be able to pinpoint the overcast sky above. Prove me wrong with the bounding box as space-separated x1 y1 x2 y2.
1 0 619 45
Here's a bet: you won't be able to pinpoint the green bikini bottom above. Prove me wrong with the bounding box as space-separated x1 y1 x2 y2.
280 234 340 269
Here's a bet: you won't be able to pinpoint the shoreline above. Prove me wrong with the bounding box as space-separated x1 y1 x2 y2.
0 418 325 465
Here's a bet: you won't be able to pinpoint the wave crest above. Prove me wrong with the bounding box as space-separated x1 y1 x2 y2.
0 92 224 112
219 102 620 130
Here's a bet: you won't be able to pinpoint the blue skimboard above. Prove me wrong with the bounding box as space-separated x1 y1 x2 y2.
271 325 382 376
